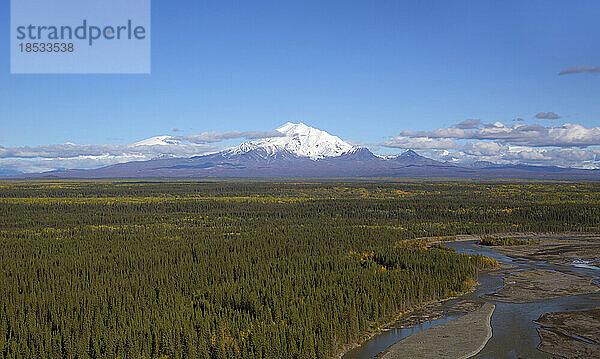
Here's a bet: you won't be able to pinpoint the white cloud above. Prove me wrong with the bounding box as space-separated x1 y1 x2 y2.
401 122 600 148
0 154 148 174
176 130 284 144
462 141 507 156
0 128 288 173
384 120 600 168
419 145 600 169
0 142 218 160
455 119 482 129
381 136 457 150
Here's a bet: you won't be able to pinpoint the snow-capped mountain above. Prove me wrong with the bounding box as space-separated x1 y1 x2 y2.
227 122 356 159
132 136 183 146
13 123 600 180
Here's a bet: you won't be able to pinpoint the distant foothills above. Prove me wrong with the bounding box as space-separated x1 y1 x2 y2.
6 123 600 180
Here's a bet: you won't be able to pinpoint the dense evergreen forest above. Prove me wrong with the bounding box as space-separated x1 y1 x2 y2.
0 181 598 358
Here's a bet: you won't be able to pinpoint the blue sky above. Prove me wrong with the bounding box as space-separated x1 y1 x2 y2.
1 0 600 172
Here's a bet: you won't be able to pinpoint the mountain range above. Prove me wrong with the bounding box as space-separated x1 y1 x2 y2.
13 123 600 179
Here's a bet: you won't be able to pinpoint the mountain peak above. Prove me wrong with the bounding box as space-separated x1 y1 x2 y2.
276 122 311 134
385 149 421 159
230 122 356 160
386 149 446 167
133 135 180 146
402 149 419 157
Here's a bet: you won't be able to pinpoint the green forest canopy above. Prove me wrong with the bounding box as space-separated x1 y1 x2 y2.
0 181 598 358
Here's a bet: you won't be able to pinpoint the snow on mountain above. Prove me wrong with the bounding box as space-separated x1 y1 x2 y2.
228 122 356 160
117 124 436 165
13 123 600 179
8 123 600 179
132 136 181 146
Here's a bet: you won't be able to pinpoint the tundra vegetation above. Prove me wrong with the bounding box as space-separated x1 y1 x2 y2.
0 181 598 359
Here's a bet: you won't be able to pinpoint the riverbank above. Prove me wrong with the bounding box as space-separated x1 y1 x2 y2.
535 307 600 358
341 233 600 358
445 236 600 358
483 269 600 303
490 233 600 268
426 231 600 247
333 290 476 359
376 302 495 359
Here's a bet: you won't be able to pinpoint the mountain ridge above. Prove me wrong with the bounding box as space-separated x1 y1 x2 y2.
6 123 600 179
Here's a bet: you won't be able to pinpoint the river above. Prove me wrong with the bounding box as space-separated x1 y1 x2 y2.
342 239 600 359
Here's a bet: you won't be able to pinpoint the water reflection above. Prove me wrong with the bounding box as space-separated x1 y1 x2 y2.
343 240 600 359
341 314 463 359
